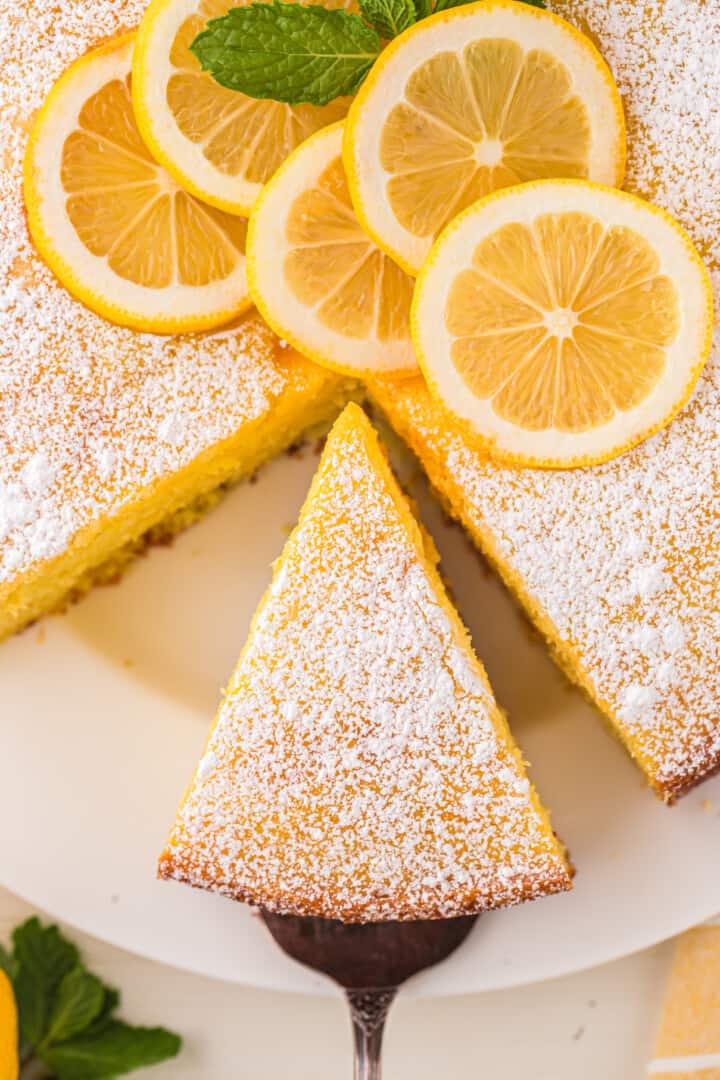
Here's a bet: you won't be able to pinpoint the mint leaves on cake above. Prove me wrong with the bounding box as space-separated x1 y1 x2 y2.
190 0 546 106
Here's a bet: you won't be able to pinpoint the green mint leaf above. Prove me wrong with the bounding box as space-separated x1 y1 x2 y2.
43 968 106 1046
12 918 79 1046
413 0 431 17
0 943 16 981
434 0 544 7
429 0 467 10
191 1 381 106
359 0 416 38
39 1021 181 1079
82 986 120 1037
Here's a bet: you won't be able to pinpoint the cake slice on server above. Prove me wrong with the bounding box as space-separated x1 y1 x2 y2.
159 404 571 922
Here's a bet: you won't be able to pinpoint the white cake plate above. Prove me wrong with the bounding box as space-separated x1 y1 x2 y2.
2 433 719 995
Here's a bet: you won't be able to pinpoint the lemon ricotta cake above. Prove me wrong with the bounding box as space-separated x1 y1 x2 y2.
0 0 352 642
372 0 720 800
159 405 572 921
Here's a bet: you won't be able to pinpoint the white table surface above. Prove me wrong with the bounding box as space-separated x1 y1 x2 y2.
1 886 673 1078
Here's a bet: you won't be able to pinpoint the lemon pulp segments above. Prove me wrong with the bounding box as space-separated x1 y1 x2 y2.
411 180 713 468
25 34 250 333
63 73 246 289
448 213 679 432
344 1 626 274
381 40 591 241
248 122 416 377
284 157 413 344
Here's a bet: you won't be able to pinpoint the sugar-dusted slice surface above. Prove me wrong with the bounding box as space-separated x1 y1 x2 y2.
159 404 571 922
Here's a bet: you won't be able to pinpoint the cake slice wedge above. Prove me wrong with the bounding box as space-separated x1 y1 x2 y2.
159 403 571 922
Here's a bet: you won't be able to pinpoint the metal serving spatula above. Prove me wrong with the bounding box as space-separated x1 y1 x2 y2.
261 911 478 1079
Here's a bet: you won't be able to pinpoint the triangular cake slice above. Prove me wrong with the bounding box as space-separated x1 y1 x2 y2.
159 404 571 921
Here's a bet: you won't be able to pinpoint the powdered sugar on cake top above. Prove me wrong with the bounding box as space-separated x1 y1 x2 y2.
0 0 308 584
377 0 720 796
161 410 570 920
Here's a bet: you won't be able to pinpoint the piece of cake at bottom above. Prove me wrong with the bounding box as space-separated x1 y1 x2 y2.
159 403 571 922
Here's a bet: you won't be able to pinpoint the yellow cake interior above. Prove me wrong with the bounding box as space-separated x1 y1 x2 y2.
0 331 352 642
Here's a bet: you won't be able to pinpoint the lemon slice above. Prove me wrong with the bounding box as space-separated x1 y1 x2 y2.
24 33 250 334
248 122 416 378
133 0 351 217
344 0 626 275
412 180 713 469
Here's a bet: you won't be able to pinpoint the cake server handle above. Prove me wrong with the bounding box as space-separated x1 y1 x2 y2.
346 987 397 1080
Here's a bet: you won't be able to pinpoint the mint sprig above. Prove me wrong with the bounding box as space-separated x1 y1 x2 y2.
12 919 79 1048
44 969 106 1045
360 0 416 39
191 0 546 106
41 1022 182 1080
192 2 381 106
5 917 181 1079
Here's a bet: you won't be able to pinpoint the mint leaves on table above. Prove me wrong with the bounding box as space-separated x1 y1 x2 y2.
13 919 80 1049
5 917 181 1080
191 0 547 106
40 1023 181 1079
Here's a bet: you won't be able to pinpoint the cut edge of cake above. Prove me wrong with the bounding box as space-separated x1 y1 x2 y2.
0 359 354 643
368 379 719 803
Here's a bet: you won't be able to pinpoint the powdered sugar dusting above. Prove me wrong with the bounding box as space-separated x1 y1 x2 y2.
375 1 720 797
161 408 570 920
552 0 720 266
0 0 323 588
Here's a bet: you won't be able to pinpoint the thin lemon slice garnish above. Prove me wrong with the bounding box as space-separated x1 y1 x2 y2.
133 0 351 217
412 179 713 468
248 122 416 378
24 33 250 333
344 0 626 274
